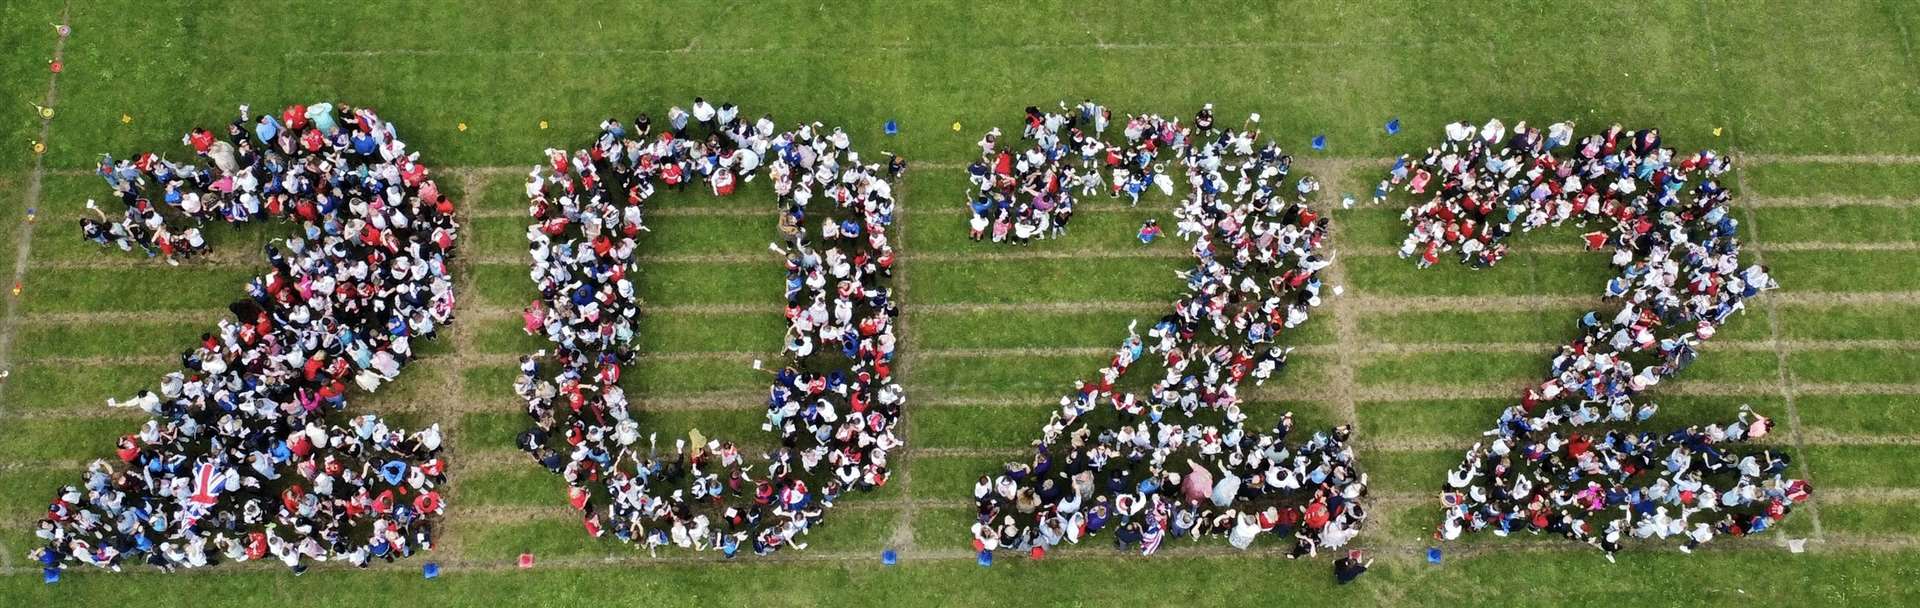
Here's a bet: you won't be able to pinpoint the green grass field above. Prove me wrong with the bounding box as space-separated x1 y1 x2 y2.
3 1 1919 605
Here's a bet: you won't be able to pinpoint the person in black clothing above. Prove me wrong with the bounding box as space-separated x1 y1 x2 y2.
1114 522 1144 551
1333 551 1372 584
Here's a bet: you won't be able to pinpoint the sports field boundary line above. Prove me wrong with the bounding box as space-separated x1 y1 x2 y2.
34 151 1920 180
1740 153 1920 165
7 337 1916 404
9 291 1918 339
1744 195 1920 209
280 40 1476 61
433 169 497 558
0 3 71 574
1708 6 1826 541
15 372 1920 422
7 422 1917 478
443 486 1918 519
1740 194 1828 542
885 168 922 556
1323 162 1367 441
17 529 1918 579
32 235 1920 272
95 192 1920 223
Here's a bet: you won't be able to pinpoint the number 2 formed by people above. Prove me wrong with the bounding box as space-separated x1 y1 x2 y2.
1387 120 1811 557
515 106 906 558
962 102 1368 558
43 102 453 574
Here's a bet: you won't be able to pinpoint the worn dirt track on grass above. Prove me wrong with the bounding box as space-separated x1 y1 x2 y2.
0 3 74 573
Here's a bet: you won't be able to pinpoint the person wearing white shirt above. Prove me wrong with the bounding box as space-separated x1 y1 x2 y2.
691 97 717 132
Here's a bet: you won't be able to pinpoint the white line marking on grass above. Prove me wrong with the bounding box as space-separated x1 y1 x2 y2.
885 175 921 556
1314 161 1366 438
430 169 493 559
28 529 1920 578
0 3 71 574
1702 0 1827 541
1744 196 1920 209
1338 241 1920 258
38 152 1920 184
1746 196 1833 541
282 40 1467 61
1743 154 1920 165
13 289 1919 331
39 236 1920 272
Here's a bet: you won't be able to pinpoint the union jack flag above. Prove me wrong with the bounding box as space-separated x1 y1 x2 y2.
1140 502 1171 556
184 461 224 524
1140 521 1164 556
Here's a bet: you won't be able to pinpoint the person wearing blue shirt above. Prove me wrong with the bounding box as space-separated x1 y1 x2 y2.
253 114 281 145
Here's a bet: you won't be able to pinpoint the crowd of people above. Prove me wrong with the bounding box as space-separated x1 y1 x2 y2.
1380 120 1809 559
39 102 456 575
514 100 906 558
80 103 422 266
964 102 1368 559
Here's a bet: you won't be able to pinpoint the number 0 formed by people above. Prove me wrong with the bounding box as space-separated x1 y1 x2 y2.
1384 120 1812 557
43 103 455 573
515 104 905 558
962 102 1368 558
